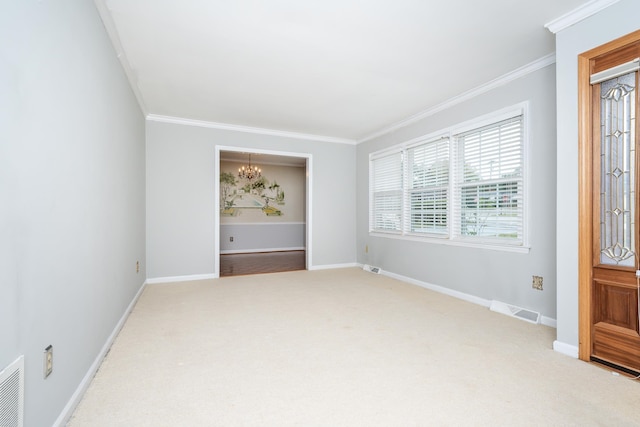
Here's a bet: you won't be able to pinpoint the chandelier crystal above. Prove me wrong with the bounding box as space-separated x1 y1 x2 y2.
238 154 261 181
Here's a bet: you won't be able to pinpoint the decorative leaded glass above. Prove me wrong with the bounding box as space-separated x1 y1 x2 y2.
600 71 636 266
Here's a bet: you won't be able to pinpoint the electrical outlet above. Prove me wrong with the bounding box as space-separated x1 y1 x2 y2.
136 261 140 273
532 275 543 291
230 236 234 242
44 345 53 379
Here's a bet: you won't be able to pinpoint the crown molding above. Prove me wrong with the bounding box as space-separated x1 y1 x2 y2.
544 0 620 34
146 114 357 145
357 53 556 144
95 0 352 144
93 0 148 115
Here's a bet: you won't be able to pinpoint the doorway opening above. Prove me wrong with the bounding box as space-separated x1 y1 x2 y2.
214 147 312 277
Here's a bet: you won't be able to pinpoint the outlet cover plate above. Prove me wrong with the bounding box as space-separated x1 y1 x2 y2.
532 275 543 290
44 345 53 378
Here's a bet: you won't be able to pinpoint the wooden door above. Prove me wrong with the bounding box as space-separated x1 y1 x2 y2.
580 35 640 375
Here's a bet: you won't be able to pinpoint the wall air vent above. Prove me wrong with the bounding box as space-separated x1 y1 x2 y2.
363 264 382 274
0 356 24 427
490 300 540 324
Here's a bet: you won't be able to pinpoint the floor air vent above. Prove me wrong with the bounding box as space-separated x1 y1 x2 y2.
363 264 382 274
0 356 24 427
490 300 540 324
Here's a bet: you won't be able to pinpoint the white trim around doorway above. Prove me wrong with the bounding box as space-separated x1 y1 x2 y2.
214 146 313 277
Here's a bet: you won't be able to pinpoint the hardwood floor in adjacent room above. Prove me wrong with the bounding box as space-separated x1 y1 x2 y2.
220 250 306 277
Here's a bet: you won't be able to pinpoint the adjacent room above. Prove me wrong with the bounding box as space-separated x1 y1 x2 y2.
218 150 308 276
2 0 640 426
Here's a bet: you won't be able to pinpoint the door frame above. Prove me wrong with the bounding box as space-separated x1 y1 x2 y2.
213 145 313 278
578 29 640 362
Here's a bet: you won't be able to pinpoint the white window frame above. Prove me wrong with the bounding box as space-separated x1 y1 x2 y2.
405 136 450 238
368 103 530 253
369 149 403 234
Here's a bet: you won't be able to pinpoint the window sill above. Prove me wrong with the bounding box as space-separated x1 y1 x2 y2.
368 231 531 254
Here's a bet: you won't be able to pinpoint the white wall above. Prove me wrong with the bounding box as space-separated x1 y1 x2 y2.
146 120 356 279
554 0 640 350
0 0 145 427
220 160 306 223
220 223 306 253
0 1 146 426
356 64 558 320
220 160 306 253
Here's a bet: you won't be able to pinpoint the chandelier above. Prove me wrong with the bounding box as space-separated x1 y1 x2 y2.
238 154 261 181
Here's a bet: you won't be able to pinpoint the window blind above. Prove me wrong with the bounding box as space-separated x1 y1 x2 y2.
370 151 403 232
454 116 523 243
406 137 449 236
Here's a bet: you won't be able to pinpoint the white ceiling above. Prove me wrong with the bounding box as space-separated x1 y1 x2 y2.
97 0 593 143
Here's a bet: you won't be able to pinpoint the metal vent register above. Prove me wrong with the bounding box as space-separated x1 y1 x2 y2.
490 300 540 324
0 356 24 427
363 264 382 274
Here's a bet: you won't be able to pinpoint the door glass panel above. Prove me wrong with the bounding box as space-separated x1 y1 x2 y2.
600 71 636 266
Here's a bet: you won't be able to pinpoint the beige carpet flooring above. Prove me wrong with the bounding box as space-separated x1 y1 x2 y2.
68 268 639 426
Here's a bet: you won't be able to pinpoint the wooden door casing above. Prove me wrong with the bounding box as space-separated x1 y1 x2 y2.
579 30 640 374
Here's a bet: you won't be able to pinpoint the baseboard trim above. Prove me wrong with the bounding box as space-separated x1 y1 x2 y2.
553 340 579 358
541 316 557 328
146 273 217 284
53 280 147 427
220 247 305 255
381 269 492 308
309 262 359 271
377 268 559 328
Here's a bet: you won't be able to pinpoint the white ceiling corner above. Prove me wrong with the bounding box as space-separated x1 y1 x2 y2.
96 0 597 143
544 0 621 34
146 114 357 145
94 0 148 115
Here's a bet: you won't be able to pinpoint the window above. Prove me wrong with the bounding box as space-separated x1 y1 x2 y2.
370 151 403 232
454 116 524 242
407 137 449 236
369 106 527 250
